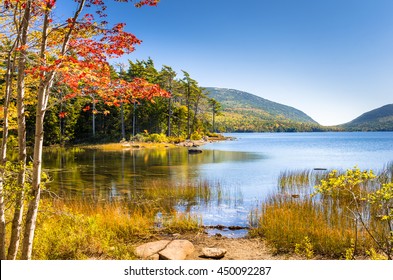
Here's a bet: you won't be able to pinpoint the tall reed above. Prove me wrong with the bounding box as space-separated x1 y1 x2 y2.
252 193 373 258
32 193 202 260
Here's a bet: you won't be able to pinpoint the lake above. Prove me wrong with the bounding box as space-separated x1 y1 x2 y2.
44 132 393 236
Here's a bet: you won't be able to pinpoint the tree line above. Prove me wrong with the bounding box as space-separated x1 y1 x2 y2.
37 58 221 145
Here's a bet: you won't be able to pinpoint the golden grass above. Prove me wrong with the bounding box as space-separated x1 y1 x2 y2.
30 178 225 259
32 196 201 260
250 167 392 259
251 194 373 258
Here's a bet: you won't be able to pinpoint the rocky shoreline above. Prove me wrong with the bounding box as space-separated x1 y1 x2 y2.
175 135 236 148
84 135 235 151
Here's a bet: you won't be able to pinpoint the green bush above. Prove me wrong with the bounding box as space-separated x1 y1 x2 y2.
168 136 186 144
190 131 202 140
130 133 146 142
131 133 169 143
147 133 168 143
206 132 221 138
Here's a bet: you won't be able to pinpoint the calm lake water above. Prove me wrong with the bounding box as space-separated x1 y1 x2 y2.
44 132 393 236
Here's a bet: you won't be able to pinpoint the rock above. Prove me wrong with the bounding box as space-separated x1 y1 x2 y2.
135 239 195 260
201 247 227 259
148 254 160 260
188 149 202 154
159 240 195 260
228 226 249 230
135 240 171 259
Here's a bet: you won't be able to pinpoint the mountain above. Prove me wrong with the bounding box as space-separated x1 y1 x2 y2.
340 104 393 131
205 87 323 132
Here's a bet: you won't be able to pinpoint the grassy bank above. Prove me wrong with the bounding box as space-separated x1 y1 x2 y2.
32 196 201 260
28 178 232 259
3 179 211 260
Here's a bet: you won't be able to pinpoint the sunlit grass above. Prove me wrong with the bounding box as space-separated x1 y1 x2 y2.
250 194 373 258
33 198 156 260
31 178 227 259
250 165 393 259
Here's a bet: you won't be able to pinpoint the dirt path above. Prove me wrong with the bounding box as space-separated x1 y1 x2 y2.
186 236 278 260
158 233 296 260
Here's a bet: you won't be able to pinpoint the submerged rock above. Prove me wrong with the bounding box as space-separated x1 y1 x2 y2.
188 149 203 154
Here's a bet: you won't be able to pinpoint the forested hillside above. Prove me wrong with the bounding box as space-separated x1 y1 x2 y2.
340 104 393 131
205 87 326 132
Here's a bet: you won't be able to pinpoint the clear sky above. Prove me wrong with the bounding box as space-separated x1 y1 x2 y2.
61 0 393 126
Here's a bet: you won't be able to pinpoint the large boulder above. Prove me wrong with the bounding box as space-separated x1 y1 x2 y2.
158 240 195 260
135 240 171 260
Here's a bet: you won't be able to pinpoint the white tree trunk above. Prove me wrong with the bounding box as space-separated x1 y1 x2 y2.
21 82 51 260
20 0 85 259
21 111 44 259
7 0 31 260
0 52 15 261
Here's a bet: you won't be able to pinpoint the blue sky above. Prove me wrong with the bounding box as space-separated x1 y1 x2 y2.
60 0 393 125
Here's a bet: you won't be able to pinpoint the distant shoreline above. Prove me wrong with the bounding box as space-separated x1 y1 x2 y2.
76 135 235 151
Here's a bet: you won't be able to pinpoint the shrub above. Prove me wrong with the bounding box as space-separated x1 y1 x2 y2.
190 131 202 140
131 133 169 143
130 133 146 142
147 133 168 143
314 167 393 260
168 136 186 144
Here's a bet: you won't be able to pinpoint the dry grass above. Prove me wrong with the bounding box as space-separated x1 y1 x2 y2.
32 195 202 260
250 194 374 258
30 178 232 259
251 166 393 259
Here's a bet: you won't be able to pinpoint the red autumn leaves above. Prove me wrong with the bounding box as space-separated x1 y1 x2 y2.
18 0 168 118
